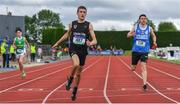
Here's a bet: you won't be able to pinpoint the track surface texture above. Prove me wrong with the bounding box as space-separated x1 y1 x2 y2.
0 56 179 103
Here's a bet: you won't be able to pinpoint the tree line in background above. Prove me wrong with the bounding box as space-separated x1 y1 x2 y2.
25 9 179 44
42 28 180 50
25 9 65 43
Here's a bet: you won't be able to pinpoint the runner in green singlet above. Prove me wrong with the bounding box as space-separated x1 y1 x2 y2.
13 28 30 79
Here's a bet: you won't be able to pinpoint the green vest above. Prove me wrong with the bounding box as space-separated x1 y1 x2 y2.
15 37 25 49
10 45 15 53
31 45 36 53
1 42 7 54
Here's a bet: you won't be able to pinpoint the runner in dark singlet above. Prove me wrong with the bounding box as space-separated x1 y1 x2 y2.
52 6 97 101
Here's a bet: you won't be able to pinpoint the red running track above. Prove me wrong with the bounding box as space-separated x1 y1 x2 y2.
0 56 179 103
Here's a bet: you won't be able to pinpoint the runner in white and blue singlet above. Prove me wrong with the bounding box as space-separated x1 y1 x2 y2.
127 14 157 90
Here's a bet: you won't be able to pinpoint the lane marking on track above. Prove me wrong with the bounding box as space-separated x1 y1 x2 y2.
0 61 70 81
0 57 94 81
78 88 94 91
148 65 180 80
118 57 179 104
166 88 180 91
2 91 180 103
42 57 103 104
0 57 95 94
103 56 112 104
18 88 44 91
119 88 143 91
0 65 72 94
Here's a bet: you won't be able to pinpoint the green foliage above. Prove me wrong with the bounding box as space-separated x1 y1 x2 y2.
42 28 65 45
25 15 36 35
37 9 65 29
158 22 177 32
25 9 65 43
42 28 180 50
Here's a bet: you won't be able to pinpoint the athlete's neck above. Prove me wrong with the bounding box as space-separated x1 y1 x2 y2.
139 23 147 28
78 19 85 23
17 36 22 39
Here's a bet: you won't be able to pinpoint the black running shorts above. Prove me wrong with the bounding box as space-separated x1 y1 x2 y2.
132 52 148 65
69 51 87 66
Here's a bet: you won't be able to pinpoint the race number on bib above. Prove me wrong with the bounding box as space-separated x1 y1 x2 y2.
136 40 146 47
73 34 86 45
16 49 24 54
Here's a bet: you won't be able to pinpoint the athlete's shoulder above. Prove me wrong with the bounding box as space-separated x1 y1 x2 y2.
14 37 17 41
134 23 139 30
85 21 90 25
72 20 78 24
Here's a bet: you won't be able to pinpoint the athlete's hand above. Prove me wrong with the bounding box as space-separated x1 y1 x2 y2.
131 32 135 37
13 45 17 49
52 43 58 49
86 40 91 47
151 42 157 50
127 31 135 38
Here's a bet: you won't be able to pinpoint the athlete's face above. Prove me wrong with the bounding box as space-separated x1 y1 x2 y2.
16 31 22 37
139 16 147 25
77 9 87 21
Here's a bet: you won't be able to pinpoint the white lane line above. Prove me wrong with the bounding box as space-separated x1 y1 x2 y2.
3 92 180 103
0 65 72 94
148 65 180 80
0 58 94 81
103 56 112 104
42 57 103 104
118 57 179 104
0 61 70 81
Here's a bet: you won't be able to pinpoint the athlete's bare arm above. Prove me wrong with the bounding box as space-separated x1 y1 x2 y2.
127 26 135 38
150 27 157 46
52 24 72 48
13 40 17 49
87 23 97 46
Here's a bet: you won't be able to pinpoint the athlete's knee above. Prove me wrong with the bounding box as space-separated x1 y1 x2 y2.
75 71 81 78
141 62 147 71
19 59 23 64
141 66 147 73
73 64 80 68
76 66 83 77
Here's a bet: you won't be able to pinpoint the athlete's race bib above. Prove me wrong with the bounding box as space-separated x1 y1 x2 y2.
16 49 24 54
73 33 86 45
136 40 146 47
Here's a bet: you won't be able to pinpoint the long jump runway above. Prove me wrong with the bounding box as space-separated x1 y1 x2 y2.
0 56 179 103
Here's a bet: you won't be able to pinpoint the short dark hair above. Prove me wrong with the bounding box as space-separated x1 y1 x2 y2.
77 6 87 13
139 14 147 19
15 27 22 33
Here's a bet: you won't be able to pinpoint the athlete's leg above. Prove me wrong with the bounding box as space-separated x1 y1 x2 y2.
140 53 148 90
2 54 6 68
18 55 26 78
141 62 147 85
66 54 80 91
6 54 10 68
18 55 24 72
71 54 86 101
70 54 80 78
131 52 139 71
74 65 83 87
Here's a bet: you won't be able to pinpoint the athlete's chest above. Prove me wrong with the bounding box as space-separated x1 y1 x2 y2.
72 23 89 33
135 28 150 40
